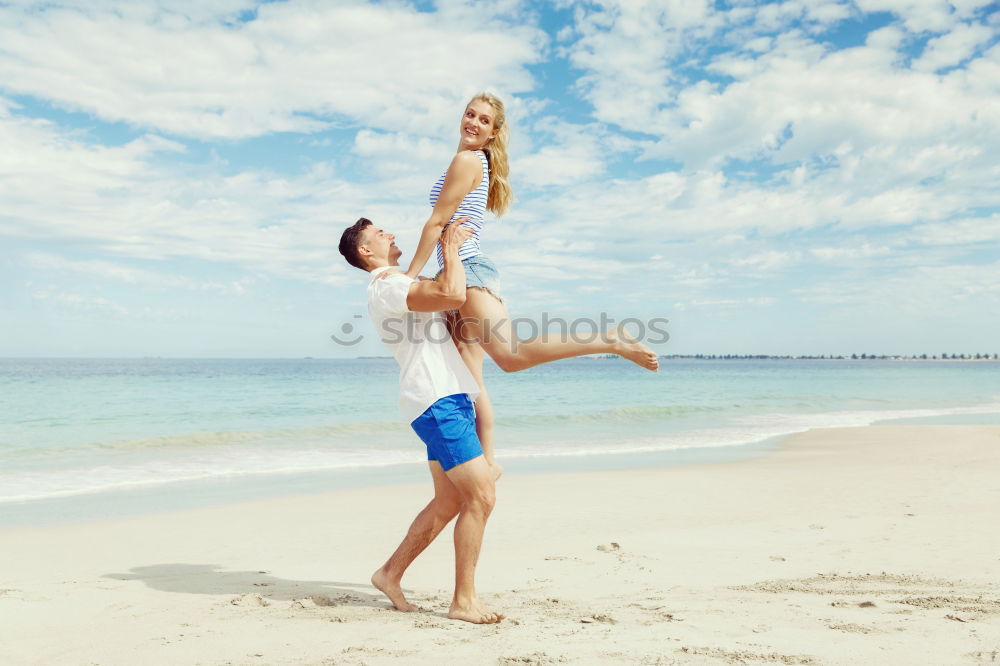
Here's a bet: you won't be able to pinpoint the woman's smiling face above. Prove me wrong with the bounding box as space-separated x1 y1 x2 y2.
459 99 498 151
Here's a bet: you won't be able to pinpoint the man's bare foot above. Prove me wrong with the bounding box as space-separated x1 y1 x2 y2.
607 327 659 372
371 568 417 612
448 597 504 624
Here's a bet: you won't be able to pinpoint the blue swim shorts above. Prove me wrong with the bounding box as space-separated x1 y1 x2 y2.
410 393 483 471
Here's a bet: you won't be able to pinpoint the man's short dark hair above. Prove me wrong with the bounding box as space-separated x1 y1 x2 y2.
339 217 373 270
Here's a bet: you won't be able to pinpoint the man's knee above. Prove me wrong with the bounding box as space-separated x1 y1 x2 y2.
432 495 462 521
463 482 496 515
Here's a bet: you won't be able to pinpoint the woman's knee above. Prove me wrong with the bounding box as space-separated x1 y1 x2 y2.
490 351 524 373
478 340 521 373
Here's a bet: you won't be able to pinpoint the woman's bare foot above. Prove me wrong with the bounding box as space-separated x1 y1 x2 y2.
448 597 504 624
371 567 418 612
607 327 659 371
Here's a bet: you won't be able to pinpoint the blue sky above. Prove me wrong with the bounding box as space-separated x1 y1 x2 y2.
0 0 997 358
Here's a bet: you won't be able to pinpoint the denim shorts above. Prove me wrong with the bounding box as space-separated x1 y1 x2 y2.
436 254 502 301
410 393 483 471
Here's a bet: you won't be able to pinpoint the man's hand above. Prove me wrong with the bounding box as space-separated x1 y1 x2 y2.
441 218 473 252
403 217 473 312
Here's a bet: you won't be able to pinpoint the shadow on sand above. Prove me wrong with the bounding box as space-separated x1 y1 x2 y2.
102 563 391 610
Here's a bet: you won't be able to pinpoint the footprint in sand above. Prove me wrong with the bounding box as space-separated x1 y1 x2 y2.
828 622 880 634
230 592 269 607
580 614 617 624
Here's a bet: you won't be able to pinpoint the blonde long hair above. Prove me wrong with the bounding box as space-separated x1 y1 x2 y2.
471 92 513 216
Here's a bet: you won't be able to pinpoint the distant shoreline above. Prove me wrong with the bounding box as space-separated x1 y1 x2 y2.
654 354 999 361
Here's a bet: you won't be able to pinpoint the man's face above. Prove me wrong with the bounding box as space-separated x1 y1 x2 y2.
360 225 401 265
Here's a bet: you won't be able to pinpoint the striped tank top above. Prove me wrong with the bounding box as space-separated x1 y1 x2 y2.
431 149 489 268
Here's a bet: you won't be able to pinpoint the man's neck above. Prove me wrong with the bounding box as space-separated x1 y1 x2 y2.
367 259 400 272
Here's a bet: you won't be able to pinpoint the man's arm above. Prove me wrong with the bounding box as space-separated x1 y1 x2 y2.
406 223 472 312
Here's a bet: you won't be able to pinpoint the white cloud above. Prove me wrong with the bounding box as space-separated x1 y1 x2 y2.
907 214 1000 245
514 118 608 187
30 284 131 317
515 142 604 187
0 1 545 139
0 104 410 285
494 246 631 284
809 244 893 261
560 0 999 238
794 261 1000 313
23 252 255 295
913 21 994 70
564 0 723 135
563 1 866 139
3 0 257 23
651 31 998 174
807 2 853 24
853 0 958 33
351 129 453 199
509 160 976 252
733 250 802 272
673 296 776 311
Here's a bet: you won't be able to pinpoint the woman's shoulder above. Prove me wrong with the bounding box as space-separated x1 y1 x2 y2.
448 149 487 173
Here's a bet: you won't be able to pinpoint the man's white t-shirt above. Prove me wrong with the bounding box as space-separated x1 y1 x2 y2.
367 266 480 423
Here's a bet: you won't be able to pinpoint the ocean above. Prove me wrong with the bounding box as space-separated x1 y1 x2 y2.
1 357 998 526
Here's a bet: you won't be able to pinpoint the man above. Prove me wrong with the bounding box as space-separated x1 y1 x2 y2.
338 217 503 625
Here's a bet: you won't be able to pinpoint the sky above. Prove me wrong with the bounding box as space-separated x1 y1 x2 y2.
0 0 998 358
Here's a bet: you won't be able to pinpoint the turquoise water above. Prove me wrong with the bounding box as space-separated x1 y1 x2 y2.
1 358 998 525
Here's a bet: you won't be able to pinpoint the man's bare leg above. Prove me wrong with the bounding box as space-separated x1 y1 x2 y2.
371 461 461 611
444 455 503 624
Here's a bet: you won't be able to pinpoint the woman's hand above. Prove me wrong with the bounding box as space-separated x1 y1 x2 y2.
375 269 431 282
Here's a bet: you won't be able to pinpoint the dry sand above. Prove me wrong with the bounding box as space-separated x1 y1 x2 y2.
2 424 999 665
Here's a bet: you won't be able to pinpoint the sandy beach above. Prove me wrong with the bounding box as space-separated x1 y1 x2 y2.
2 424 999 665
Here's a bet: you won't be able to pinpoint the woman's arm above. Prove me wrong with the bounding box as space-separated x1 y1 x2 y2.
404 151 482 279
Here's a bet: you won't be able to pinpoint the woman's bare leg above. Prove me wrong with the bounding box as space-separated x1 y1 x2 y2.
456 288 658 373
448 309 503 480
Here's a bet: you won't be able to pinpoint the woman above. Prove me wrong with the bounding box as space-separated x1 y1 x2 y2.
402 92 659 477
